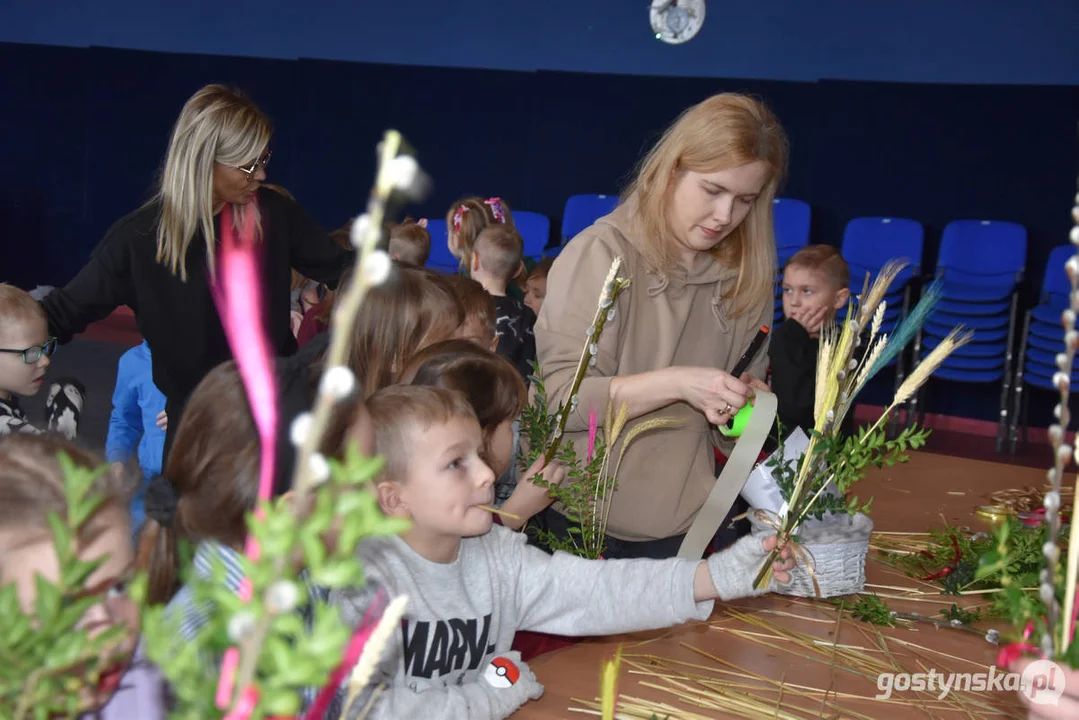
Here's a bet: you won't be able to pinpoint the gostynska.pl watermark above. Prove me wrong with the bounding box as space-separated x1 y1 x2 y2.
875 660 1065 706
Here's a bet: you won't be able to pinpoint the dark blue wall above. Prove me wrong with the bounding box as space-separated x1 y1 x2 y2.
2 0 1079 84
2 2 1079 423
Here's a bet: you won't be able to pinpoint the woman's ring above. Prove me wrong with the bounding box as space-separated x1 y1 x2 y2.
723 403 734 415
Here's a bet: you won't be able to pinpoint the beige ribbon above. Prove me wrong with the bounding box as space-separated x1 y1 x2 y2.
748 507 821 598
677 390 777 560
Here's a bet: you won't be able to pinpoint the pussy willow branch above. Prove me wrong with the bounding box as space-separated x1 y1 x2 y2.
229 131 409 711
542 257 629 465
291 131 404 498
1054 194 1079 654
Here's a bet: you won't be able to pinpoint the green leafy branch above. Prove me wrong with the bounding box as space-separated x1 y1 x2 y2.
768 423 929 525
973 517 1079 668
142 444 408 718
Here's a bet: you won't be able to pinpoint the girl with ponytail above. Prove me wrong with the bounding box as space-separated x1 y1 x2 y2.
136 360 259 618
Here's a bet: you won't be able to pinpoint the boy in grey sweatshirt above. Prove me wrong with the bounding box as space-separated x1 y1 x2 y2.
329 385 794 720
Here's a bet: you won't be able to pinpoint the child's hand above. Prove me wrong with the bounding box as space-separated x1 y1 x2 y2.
701 533 796 601
789 304 830 336
485 651 545 712
499 457 566 531
156 410 168 431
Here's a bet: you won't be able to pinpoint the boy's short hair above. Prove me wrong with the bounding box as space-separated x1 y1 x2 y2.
474 226 523 282
389 219 431 267
441 275 496 345
0 284 47 337
365 385 477 481
785 245 850 290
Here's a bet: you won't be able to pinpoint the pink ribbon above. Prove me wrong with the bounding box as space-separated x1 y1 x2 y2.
210 201 281 716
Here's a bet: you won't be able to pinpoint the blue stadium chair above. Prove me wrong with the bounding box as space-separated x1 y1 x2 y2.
773 198 810 264
1009 245 1077 452
908 220 1027 450
842 218 924 289
560 194 619 246
840 217 924 403
513 211 551 261
424 218 459 273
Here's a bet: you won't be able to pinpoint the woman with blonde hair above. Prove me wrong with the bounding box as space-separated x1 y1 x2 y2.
41 84 350 454
532 93 787 559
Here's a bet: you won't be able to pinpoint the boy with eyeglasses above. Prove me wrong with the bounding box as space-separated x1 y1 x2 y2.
0 284 83 438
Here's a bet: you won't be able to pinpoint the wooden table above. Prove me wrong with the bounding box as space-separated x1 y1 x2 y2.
518 452 1044 719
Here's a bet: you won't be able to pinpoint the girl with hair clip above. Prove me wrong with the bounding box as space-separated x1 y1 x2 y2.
443 197 530 301
399 339 565 529
41 84 352 460
0 433 167 717
445 196 514 273
534 93 787 559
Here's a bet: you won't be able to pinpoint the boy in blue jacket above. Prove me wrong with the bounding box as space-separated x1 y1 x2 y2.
106 340 166 533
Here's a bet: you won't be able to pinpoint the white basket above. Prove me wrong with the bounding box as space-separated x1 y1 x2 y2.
753 511 873 598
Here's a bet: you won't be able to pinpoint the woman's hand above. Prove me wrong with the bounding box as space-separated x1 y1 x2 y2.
672 367 753 425
499 457 568 531
156 410 168 431
740 373 770 394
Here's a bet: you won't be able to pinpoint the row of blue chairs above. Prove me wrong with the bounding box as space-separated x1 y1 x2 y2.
769 200 1037 452
1009 246 1077 452
424 194 619 273
422 194 1070 454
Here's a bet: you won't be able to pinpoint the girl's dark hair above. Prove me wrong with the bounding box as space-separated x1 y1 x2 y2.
136 361 259 604
400 339 526 468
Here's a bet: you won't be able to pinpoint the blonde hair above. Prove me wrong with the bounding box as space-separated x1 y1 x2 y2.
365 385 477 481
153 84 273 281
624 93 788 317
0 284 47 331
340 267 464 398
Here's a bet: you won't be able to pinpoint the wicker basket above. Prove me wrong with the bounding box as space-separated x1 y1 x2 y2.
752 511 873 598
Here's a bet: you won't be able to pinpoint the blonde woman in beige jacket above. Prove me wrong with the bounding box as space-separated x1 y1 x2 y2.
528 94 787 558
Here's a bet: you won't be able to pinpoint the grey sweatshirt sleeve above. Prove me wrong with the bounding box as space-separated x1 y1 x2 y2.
507 531 714 635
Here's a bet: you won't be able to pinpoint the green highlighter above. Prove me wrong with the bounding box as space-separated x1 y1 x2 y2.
717 403 754 438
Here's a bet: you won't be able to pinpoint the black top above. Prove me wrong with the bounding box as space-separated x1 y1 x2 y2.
767 319 856 441
492 294 537 381
42 187 352 417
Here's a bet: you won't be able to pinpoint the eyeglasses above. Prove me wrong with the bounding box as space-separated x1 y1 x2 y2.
0 337 57 364
235 151 272 180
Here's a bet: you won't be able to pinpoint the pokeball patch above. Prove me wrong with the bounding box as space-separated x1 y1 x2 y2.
483 656 521 688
